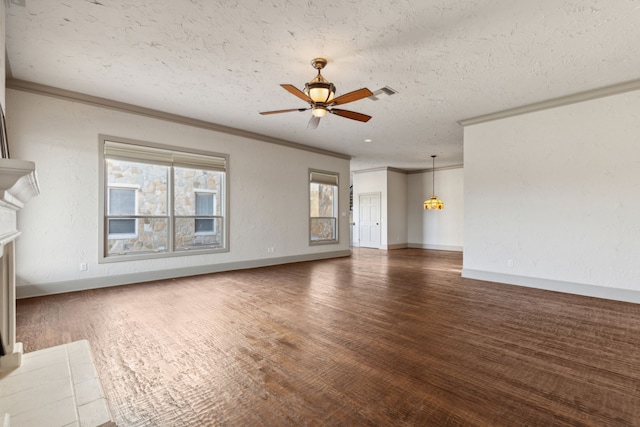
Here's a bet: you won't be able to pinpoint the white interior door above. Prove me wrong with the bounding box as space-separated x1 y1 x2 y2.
358 193 381 248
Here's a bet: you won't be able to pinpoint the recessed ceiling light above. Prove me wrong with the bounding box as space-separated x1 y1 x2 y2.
364 139 372 143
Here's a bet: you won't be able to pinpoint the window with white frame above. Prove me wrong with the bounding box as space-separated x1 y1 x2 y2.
100 137 228 261
309 170 339 244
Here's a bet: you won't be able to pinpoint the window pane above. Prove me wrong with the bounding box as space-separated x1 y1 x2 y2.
175 217 224 250
310 217 336 241
108 218 136 235
310 183 336 217
195 218 214 233
107 159 168 215
195 193 214 215
310 173 338 244
174 167 223 216
109 188 135 215
107 218 169 255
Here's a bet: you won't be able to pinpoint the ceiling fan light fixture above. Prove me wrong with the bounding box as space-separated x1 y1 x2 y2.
259 57 372 127
312 106 328 117
305 58 336 103
305 80 336 104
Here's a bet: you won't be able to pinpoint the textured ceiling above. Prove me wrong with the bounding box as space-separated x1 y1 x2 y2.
6 0 640 170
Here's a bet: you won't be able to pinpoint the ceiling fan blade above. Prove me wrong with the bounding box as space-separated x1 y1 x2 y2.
330 88 374 106
307 115 320 129
281 84 312 103
259 108 309 115
330 108 372 122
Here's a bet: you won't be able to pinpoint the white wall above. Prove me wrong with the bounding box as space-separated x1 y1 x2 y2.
8 89 351 296
407 167 464 251
386 170 407 248
463 89 640 302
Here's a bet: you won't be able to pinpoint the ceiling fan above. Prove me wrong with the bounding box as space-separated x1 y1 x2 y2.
259 58 373 129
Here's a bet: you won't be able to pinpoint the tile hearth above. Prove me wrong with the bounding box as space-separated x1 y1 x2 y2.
0 340 113 427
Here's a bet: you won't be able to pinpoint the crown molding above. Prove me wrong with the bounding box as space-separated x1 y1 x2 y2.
458 78 640 126
352 166 412 175
406 164 464 174
6 79 352 161
386 166 410 174
352 164 464 175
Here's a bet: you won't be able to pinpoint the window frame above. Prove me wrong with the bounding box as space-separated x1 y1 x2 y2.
98 135 229 263
309 169 339 245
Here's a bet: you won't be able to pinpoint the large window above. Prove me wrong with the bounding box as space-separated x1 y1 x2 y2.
309 170 339 244
100 137 228 261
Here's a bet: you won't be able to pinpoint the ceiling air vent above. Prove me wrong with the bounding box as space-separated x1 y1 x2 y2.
368 86 398 101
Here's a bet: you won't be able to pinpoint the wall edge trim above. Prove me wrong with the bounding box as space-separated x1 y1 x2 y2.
406 164 464 174
461 268 640 304
458 78 640 126
407 244 463 252
353 166 407 175
17 250 351 298
386 243 409 250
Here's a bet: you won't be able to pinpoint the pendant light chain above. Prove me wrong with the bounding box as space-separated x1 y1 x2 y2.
432 155 436 196
424 154 444 210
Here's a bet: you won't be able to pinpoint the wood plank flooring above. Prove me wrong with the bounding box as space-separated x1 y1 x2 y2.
16 248 640 426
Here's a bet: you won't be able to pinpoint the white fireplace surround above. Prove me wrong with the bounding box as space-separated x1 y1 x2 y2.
0 159 39 370
0 159 114 427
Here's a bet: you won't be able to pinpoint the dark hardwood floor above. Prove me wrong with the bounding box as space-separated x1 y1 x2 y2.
16 248 640 426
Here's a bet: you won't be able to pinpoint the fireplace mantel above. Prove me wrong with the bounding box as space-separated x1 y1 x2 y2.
0 159 39 208
0 158 40 370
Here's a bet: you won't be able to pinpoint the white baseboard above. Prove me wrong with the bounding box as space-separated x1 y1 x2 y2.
386 243 409 250
407 243 463 252
462 268 640 304
17 250 351 298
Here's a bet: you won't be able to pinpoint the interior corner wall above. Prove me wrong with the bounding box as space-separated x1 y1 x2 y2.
386 170 408 248
463 89 640 302
7 89 351 296
406 168 464 251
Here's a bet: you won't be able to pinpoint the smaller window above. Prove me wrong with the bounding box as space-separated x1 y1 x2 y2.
309 170 339 244
107 186 138 239
195 191 217 235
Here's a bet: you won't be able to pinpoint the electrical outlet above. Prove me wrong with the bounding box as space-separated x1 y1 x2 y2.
79 263 88 271
507 259 514 268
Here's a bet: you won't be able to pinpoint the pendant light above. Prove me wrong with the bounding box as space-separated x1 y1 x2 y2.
424 155 444 210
